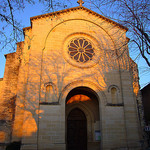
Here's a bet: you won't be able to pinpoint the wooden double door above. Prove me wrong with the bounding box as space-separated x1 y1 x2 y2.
67 108 87 150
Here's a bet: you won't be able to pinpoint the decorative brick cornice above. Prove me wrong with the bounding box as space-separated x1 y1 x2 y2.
23 26 31 32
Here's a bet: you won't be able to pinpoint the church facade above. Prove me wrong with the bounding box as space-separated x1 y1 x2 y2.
0 2 143 150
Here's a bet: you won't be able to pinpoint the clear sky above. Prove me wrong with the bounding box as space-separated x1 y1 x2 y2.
0 0 149 89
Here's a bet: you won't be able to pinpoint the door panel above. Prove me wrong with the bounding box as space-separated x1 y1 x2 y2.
67 108 87 150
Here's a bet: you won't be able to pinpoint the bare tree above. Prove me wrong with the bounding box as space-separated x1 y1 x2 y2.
1 0 150 66
87 0 150 67
0 0 33 51
0 0 71 52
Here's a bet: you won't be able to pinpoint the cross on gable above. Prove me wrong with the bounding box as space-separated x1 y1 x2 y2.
77 0 84 6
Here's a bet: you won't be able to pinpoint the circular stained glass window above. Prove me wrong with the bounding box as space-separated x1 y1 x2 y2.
68 38 95 63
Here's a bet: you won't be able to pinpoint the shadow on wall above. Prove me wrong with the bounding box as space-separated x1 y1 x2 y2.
0 42 139 148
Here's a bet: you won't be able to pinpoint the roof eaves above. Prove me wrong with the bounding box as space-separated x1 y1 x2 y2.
83 7 128 31
23 26 32 38
28 6 127 31
30 6 83 21
4 52 16 58
23 26 31 31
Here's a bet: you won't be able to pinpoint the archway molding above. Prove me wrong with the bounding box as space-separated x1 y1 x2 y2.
59 80 107 106
42 18 116 51
66 103 94 122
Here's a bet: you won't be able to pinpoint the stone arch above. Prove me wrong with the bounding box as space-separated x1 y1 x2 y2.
108 85 122 104
40 82 57 103
108 84 120 93
59 80 107 106
42 19 116 51
42 19 117 71
66 103 94 122
65 83 103 149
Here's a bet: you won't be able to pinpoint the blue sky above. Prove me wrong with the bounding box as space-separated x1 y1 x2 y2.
0 0 149 89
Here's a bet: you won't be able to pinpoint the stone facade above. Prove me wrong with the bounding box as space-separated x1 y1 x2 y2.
0 6 143 150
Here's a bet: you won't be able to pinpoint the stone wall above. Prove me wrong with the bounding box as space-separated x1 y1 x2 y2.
0 6 142 150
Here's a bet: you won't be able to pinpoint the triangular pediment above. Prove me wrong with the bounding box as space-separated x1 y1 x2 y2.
24 6 127 31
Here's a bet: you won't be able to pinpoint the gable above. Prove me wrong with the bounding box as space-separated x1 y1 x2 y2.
21 5 130 78
28 6 127 31
23 6 128 51
23 6 128 55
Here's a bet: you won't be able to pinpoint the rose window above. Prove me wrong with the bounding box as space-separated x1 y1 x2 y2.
68 38 95 63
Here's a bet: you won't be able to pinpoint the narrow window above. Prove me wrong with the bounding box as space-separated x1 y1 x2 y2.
45 85 54 102
111 87 117 104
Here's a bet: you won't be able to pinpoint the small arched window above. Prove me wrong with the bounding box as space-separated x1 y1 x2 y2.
111 87 118 104
45 84 54 102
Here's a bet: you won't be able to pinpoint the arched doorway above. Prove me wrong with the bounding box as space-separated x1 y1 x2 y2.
67 108 87 150
66 86 101 150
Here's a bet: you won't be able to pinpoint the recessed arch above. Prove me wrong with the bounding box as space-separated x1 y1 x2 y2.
59 80 107 105
108 84 120 93
65 84 102 149
42 19 116 51
66 103 94 123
